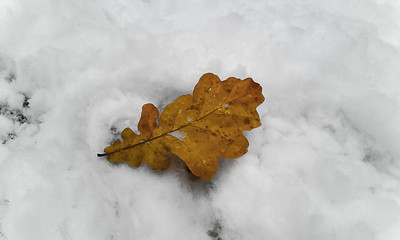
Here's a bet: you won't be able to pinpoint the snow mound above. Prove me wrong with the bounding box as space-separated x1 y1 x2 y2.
1 0 400 239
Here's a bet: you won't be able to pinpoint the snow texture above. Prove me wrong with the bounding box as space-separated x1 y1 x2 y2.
1 0 400 239
168 131 186 141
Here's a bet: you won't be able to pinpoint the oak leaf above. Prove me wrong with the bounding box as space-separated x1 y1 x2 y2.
98 73 264 179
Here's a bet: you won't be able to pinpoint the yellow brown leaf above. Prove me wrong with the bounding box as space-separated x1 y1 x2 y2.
99 73 264 179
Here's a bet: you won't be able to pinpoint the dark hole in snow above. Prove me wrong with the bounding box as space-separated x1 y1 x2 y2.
2 133 16 144
109 126 121 144
22 95 30 108
0 104 28 124
208 220 222 240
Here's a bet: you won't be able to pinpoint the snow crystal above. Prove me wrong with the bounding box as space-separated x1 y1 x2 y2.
168 131 186 141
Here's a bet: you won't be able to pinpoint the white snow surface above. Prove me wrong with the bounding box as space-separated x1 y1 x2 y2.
1 0 400 239
168 131 186 141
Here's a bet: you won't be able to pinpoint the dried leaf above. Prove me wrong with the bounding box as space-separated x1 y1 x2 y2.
99 73 264 179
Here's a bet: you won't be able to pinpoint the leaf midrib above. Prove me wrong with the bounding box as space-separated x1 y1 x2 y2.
99 107 220 156
98 85 261 157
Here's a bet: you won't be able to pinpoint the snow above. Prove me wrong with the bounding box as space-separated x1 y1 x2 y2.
1 0 400 239
168 131 186 141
